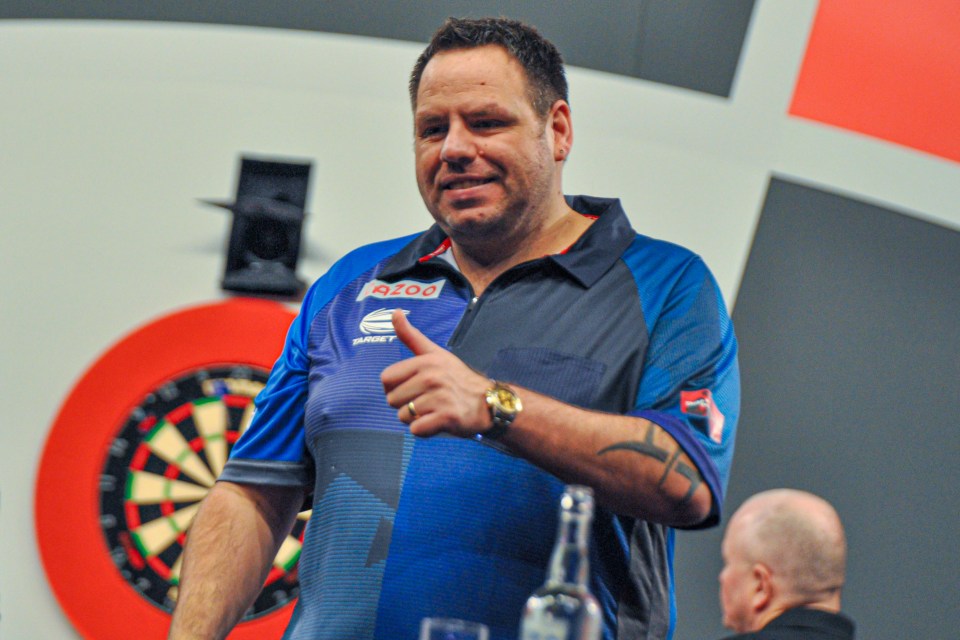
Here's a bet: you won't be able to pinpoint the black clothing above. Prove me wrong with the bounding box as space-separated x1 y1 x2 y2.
721 607 855 640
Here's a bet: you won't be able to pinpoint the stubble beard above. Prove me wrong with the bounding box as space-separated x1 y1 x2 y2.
426 133 557 262
432 198 529 264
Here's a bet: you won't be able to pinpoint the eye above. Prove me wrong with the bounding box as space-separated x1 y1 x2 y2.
472 119 504 130
417 123 447 139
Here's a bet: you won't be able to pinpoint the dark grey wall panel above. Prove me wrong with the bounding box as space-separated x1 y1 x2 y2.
673 176 960 639
1 0 754 97
633 0 754 96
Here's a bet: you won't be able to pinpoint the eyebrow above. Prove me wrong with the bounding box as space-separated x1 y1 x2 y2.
415 114 444 127
416 102 513 120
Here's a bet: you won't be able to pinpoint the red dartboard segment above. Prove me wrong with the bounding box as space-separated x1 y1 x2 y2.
35 298 298 640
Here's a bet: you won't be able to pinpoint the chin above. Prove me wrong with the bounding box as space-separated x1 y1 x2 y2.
437 208 505 238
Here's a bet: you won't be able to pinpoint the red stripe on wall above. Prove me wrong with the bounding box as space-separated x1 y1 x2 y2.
790 0 960 164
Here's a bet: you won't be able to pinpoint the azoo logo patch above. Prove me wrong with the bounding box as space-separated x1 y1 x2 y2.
354 308 408 345
357 279 445 301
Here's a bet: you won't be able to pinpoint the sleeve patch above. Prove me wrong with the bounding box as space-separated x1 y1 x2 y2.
681 389 725 444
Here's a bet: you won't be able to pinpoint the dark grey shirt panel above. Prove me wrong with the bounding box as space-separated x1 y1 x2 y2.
624 520 672 640
447 258 648 414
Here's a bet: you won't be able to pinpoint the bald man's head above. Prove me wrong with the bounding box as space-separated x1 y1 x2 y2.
720 489 847 633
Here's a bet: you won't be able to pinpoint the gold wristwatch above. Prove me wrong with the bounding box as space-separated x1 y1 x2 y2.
483 381 522 440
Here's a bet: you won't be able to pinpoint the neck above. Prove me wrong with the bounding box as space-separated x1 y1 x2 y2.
451 202 592 295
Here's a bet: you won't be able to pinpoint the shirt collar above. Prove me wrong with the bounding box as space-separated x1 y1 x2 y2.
767 607 856 638
378 195 636 288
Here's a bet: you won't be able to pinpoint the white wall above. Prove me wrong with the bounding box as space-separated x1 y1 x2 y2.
3 3 959 638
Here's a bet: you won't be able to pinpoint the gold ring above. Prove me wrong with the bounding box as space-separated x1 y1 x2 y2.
407 400 417 417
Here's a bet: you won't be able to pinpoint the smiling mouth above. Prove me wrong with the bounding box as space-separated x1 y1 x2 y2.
442 177 496 191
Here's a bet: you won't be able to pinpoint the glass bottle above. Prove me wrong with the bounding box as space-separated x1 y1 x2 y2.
519 485 602 640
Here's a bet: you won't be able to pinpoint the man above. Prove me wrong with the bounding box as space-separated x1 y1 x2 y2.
719 489 855 639
169 17 739 640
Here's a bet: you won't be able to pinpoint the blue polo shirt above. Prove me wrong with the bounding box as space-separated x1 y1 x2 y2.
221 195 740 640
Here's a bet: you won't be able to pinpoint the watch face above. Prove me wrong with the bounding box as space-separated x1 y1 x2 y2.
495 387 519 412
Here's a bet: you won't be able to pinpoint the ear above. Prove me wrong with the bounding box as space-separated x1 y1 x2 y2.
548 100 573 161
752 563 774 612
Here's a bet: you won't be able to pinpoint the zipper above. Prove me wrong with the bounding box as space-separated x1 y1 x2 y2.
447 261 539 348
448 294 479 348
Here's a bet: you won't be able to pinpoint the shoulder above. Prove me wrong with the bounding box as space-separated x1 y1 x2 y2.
624 232 704 271
326 233 422 278
299 232 422 318
620 232 720 318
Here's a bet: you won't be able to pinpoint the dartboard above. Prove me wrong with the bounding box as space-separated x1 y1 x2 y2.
98 365 308 619
36 299 302 640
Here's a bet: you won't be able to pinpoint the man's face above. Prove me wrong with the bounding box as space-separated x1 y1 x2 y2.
719 521 757 633
413 45 559 244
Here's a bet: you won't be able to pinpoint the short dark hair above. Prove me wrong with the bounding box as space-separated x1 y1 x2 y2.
409 16 568 116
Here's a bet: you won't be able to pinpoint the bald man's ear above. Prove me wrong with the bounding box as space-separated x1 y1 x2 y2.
752 563 774 612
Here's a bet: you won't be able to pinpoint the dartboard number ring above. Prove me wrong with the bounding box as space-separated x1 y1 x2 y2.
98 364 307 619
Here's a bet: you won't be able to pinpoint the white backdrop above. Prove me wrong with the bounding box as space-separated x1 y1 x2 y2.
2 2 959 638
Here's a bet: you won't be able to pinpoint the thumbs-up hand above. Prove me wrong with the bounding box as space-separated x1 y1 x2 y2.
381 308 492 438
390 307 442 357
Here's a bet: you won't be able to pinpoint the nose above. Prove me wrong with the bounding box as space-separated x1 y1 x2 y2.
439 120 476 166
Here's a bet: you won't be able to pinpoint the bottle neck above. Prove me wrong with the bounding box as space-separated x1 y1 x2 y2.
546 510 591 588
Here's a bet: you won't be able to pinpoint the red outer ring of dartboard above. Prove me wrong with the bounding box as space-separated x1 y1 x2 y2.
35 298 297 640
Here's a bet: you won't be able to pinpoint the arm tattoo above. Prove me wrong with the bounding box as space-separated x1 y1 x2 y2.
597 420 668 461
597 423 704 504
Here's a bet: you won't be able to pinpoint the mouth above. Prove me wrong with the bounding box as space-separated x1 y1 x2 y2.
441 176 497 191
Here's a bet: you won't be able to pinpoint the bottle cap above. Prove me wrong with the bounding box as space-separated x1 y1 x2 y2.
561 484 595 517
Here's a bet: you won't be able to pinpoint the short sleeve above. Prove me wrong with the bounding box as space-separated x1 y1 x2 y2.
624 247 740 528
219 234 419 489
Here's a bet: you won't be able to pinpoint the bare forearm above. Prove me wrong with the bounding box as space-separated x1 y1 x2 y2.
379 314 711 525
499 390 711 526
168 481 303 640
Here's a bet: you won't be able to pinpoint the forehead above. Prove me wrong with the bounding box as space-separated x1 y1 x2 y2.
415 45 533 113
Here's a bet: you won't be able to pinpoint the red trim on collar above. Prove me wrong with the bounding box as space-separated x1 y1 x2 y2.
559 214 600 254
420 212 600 259
419 237 452 262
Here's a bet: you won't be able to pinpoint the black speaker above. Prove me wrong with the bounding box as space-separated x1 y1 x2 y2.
207 157 311 297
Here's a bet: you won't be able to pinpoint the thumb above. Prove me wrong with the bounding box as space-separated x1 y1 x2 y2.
392 308 440 355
